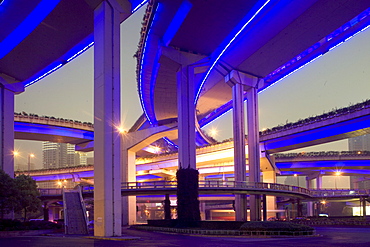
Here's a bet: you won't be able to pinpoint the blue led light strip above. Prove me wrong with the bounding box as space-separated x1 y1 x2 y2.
199 9 370 129
194 0 272 103
24 42 94 87
132 0 148 13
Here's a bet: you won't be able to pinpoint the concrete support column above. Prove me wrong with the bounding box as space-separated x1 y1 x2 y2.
362 197 367 218
306 177 313 189
232 80 247 221
0 81 23 177
227 76 247 221
93 0 122 237
316 175 322 189
225 70 261 221
262 195 267 221
246 86 261 221
122 150 136 225
177 65 196 169
262 171 276 220
307 201 314 216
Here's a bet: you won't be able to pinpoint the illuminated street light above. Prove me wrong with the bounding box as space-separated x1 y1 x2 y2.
116 125 127 134
209 127 218 137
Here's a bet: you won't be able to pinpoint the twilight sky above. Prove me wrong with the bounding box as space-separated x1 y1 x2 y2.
13 6 370 169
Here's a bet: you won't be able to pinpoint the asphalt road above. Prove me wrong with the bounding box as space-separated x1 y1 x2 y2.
0 227 369 247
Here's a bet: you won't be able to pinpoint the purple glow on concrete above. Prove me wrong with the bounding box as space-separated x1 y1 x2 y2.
139 3 162 124
14 121 94 141
0 0 60 59
136 174 161 181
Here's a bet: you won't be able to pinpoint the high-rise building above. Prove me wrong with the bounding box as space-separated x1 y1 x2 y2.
348 134 370 151
42 142 84 169
348 135 370 189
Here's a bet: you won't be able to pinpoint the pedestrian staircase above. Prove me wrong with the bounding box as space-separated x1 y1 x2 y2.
63 187 88 235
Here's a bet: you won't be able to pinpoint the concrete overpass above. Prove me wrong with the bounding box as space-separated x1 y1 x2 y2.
13 98 370 154
3 0 370 235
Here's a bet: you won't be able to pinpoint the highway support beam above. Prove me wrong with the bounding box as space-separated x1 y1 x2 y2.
121 124 178 225
225 70 263 221
93 0 127 237
0 80 23 176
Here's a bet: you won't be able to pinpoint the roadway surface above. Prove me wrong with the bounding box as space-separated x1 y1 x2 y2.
0 227 369 246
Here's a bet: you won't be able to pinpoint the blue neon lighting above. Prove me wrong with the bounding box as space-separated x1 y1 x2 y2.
199 9 370 129
66 41 94 62
24 41 94 87
24 63 62 87
162 0 192 46
132 0 148 13
194 0 272 103
0 0 5 6
164 137 178 149
0 0 60 59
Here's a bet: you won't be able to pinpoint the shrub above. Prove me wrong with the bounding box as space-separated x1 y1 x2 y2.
240 221 314 232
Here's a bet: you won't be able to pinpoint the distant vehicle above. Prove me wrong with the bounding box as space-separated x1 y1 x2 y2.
319 213 329 217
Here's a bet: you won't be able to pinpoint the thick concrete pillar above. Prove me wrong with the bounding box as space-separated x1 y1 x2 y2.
225 70 261 221
93 0 122 237
121 149 136 225
316 175 322 189
246 86 261 221
177 65 196 169
225 74 247 221
262 171 276 220
362 197 367 218
0 81 23 177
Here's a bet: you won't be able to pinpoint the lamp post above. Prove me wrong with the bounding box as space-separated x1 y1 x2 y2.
28 153 35 176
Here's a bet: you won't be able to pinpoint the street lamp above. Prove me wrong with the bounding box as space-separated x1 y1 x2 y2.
28 153 35 176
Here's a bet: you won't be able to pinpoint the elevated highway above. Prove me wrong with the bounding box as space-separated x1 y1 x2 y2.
137 0 370 145
14 113 94 149
22 150 370 185
13 99 370 154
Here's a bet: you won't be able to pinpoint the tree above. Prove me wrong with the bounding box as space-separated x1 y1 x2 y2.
0 170 18 219
14 175 41 221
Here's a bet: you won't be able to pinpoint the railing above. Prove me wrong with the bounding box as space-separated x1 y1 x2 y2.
310 189 370 197
121 181 312 196
39 188 64 196
38 182 369 199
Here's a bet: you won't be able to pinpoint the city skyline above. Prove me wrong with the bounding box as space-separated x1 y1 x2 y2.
13 6 370 169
